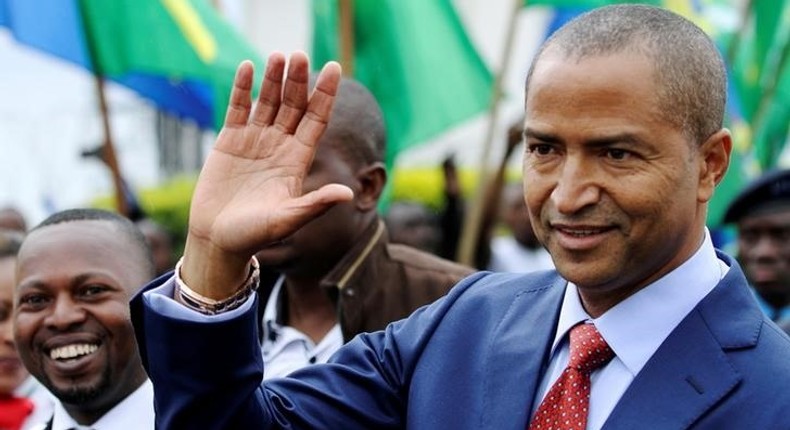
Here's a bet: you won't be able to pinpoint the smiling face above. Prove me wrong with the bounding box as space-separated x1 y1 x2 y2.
523 49 726 316
13 220 148 413
0 255 28 394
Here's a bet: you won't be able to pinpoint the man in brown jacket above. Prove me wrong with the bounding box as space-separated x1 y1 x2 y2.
253 77 473 378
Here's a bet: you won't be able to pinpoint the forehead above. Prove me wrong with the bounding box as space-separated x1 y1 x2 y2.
17 221 139 285
739 207 790 228
526 50 660 122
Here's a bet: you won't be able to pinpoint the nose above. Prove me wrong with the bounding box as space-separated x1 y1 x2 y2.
44 295 86 331
550 156 600 214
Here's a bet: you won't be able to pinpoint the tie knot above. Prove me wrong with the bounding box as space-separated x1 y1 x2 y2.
568 322 614 372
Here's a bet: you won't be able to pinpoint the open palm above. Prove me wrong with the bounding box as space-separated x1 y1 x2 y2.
182 52 353 297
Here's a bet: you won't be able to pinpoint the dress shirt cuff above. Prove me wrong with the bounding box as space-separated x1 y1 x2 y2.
143 276 256 323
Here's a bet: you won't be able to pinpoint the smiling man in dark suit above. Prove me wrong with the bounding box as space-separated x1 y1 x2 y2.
132 5 790 429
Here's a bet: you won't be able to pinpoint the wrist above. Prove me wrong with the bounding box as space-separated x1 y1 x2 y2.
181 234 253 301
175 256 260 315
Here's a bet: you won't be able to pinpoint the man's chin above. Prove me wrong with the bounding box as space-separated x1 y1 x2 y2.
50 381 106 406
43 368 112 407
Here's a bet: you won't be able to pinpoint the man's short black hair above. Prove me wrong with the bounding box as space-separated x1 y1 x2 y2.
32 208 156 278
310 75 386 169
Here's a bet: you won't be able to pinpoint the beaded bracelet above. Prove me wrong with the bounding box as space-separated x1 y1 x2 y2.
174 256 260 315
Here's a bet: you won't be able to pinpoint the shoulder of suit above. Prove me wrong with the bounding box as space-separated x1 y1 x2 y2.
441 269 563 305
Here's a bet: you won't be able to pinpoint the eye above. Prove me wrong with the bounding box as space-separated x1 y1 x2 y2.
0 302 10 322
777 227 790 240
18 293 50 310
605 148 630 160
528 143 555 156
738 229 757 242
81 284 110 297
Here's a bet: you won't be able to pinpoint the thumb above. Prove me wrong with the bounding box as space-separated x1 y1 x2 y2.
286 183 355 226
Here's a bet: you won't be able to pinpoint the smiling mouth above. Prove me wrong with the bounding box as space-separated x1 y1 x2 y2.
555 226 613 236
49 343 99 361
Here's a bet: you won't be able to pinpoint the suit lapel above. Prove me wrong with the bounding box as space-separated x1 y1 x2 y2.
479 275 566 429
602 309 741 429
603 257 762 429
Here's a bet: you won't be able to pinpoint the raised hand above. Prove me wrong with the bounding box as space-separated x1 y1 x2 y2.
181 52 353 299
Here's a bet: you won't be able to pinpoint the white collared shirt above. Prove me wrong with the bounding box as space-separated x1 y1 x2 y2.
261 276 343 379
488 236 555 273
533 230 729 430
50 379 154 430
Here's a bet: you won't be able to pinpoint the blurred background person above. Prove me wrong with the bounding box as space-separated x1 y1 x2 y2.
0 208 27 234
384 201 441 254
437 120 553 273
253 77 473 379
0 230 53 430
135 218 176 277
487 182 553 273
723 169 790 329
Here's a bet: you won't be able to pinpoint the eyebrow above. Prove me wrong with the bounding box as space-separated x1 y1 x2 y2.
17 273 111 292
524 128 643 147
524 128 560 143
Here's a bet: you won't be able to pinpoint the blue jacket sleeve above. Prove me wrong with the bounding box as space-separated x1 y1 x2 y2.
131 270 488 429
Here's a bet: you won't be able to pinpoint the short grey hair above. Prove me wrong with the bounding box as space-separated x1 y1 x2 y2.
525 4 727 145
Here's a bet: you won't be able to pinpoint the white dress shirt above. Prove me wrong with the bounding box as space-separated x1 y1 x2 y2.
488 236 555 273
49 379 154 430
533 230 729 430
262 276 343 379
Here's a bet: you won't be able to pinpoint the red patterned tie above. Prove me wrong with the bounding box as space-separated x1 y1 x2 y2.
528 323 614 430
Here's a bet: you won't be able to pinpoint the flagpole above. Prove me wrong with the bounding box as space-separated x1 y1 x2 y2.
75 3 129 217
456 0 522 265
93 75 130 217
339 0 355 76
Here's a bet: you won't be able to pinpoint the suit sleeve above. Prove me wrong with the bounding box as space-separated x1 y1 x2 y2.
130 271 488 429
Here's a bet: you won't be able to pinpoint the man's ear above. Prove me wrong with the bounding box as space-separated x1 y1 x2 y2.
354 162 387 211
697 128 732 203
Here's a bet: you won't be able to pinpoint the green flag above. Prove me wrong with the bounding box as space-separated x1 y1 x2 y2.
710 0 789 226
312 0 493 168
731 0 789 167
79 0 262 129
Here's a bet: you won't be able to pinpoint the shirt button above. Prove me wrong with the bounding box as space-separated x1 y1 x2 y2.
344 289 355 297
309 357 317 364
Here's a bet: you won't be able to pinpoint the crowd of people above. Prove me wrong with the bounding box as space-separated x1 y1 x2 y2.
1 4 789 429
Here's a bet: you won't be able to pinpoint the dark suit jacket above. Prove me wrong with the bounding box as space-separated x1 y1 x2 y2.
131 252 790 429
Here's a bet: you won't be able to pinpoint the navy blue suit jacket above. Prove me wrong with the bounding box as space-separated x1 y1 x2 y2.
131 253 790 429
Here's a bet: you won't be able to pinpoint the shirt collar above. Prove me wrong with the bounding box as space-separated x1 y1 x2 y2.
263 275 287 328
552 229 727 376
51 379 154 430
320 219 384 290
